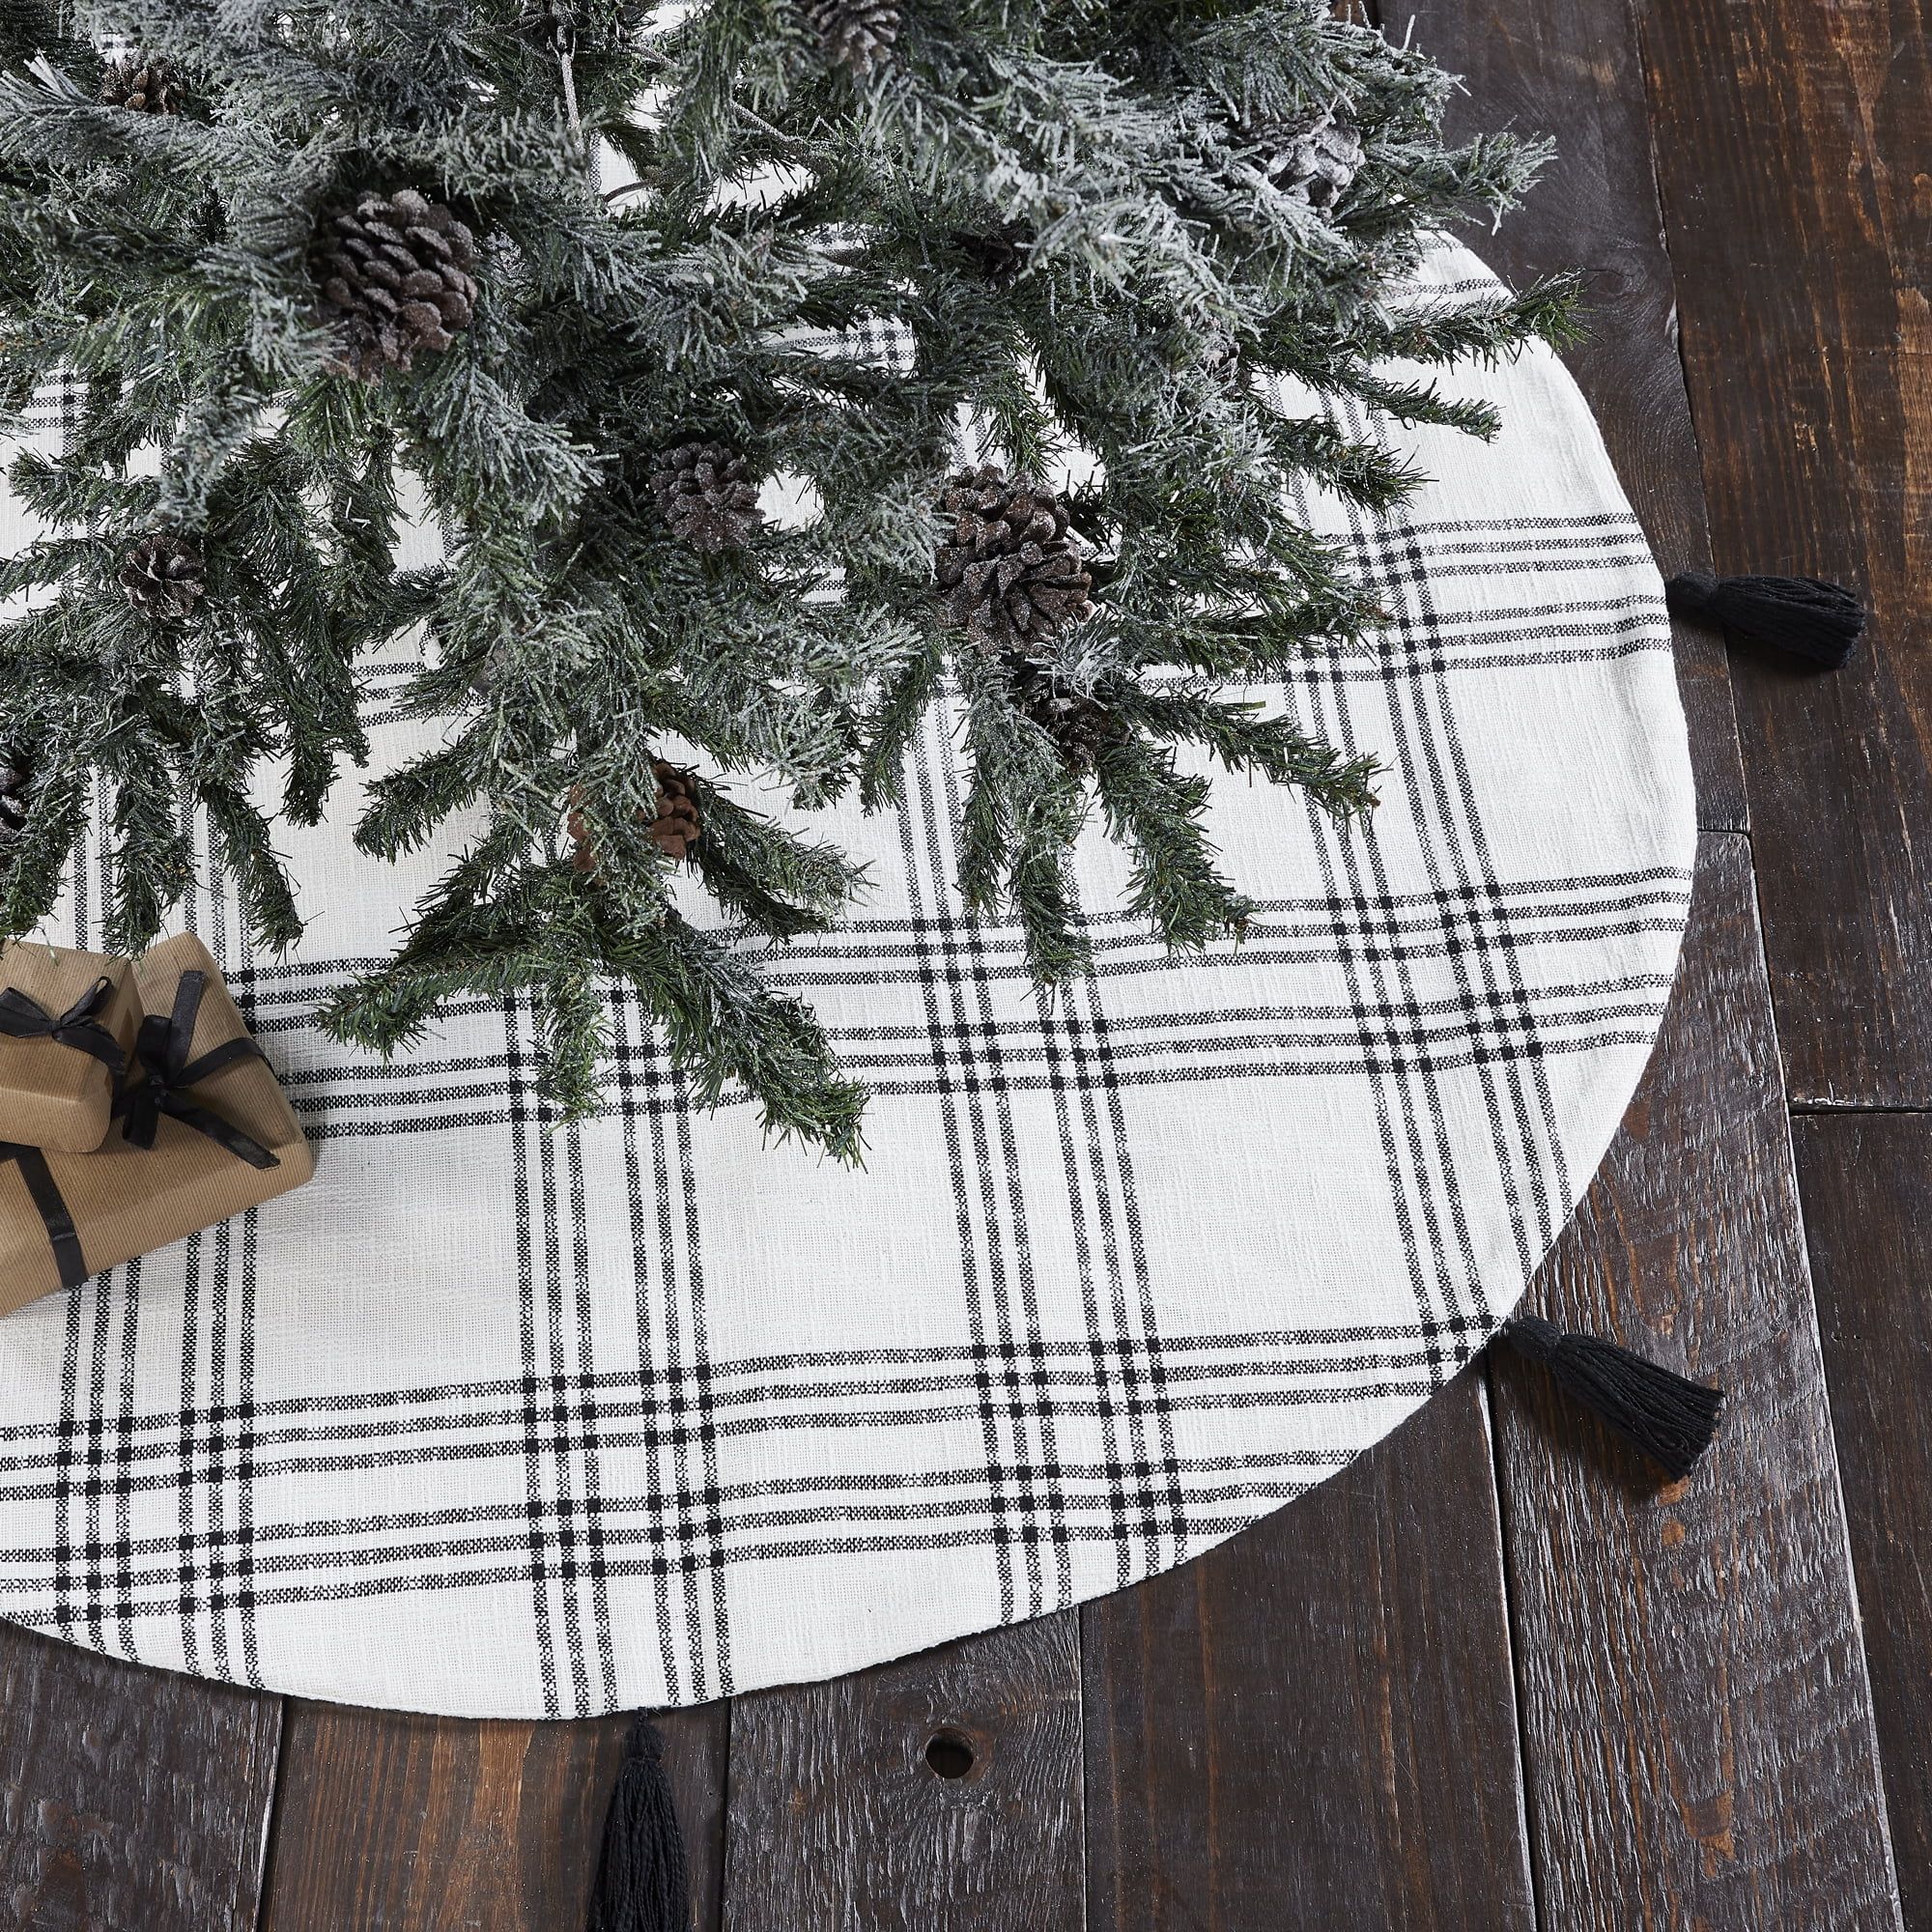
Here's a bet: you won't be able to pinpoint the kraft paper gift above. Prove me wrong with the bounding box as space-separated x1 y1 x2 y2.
0 933 313 1316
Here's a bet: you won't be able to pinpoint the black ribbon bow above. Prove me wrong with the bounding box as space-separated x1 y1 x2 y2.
114 969 281 1172
0 974 126 1080
0 972 281 1293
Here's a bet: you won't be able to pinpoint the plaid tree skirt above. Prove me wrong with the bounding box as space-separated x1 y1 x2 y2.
0 244 1695 1718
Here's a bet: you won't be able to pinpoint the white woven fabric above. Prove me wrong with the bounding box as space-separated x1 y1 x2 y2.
0 243 1694 1718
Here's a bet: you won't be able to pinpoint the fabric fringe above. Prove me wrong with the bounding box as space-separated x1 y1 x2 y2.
587 1714 690 1932
1664 570 1864 669
1498 1314 1723 1481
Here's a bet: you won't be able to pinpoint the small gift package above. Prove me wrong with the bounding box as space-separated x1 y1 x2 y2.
0 941 143 1152
0 933 314 1317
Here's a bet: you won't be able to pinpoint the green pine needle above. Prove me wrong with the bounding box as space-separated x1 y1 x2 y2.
0 0 1568 1146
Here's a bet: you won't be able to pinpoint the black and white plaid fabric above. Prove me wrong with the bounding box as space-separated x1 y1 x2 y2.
0 245 1694 1718
15 372 84 443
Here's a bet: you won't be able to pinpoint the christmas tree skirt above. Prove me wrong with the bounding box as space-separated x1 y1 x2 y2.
0 244 1695 1719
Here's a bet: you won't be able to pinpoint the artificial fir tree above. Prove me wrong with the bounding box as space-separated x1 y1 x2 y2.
0 0 1574 1158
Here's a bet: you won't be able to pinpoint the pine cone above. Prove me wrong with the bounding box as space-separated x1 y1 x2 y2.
952 222 1034 289
643 764 702 861
310 188 480 383
649 441 763 552
99 52 181 113
0 746 34 840
1200 327 1243 389
936 467 1094 651
569 762 703 870
1256 110 1364 212
1004 654 1129 770
800 0 900 73
119 533 205 622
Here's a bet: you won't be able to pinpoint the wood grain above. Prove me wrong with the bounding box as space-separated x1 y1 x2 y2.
723 1616 1084 1932
1413 8 1902 1912
1082 1376 1533 1931
1491 832 1899 1931
1793 1114 1932 1932
1637 0 1932 1101
0 1625 280 1932
1408 0 1748 830
260 1702 726 1932
12 13 1928 1932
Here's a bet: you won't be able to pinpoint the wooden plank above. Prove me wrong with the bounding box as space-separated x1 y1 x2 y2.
1079 3 1767 1923
260 1702 727 1932
723 1617 1084 1931
1636 0 1932 1101
1078 5 1749 1919
1082 1377 1534 1930
1489 831 1899 1930
1793 1114 1932 1932
1409 1 1899 1911
1408 0 1748 829
0 1624 281 1932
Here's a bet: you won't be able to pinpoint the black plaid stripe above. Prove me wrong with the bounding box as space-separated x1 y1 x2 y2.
1066 961 1189 1583
47 1271 82 1638
667 1057 733 1703
1310 418 1511 1349
898 715 1050 1622
0 242 1696 1711
608 983 696 1705
1288 458 1490 1377
1297 662 1475 1381
14 371 84 442
506 989 559 1714
0 1321 1492 1626
780 317 919 377
1375 504 1569 1272
1347 398 1580 1267
205 813 266 1686
930 716 1186 1604
0 1318 1518 1450
602 991 732 1707
217 869 1686 1136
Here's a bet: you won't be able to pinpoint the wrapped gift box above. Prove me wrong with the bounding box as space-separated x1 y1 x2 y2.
0 942 143 1152
0 933 314 1315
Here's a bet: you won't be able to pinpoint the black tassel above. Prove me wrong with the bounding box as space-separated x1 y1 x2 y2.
1663 570 1864 669
1498 1314 1724 1482
587 1714 690 1932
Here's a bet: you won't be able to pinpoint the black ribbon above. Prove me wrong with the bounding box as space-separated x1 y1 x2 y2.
114 970 281 1172
0 974 127 1080
0 1141 88 1289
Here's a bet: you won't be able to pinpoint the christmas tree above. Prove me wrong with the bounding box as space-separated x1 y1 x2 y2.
0 0 1573 1159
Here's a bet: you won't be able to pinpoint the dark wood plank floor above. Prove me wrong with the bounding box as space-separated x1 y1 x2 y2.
4 0 1927 1923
